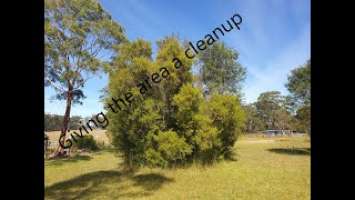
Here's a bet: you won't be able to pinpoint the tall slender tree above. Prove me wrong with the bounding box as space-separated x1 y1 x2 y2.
286 60 311 133
45 0 126 155
286 60 310 106
198 42 246 95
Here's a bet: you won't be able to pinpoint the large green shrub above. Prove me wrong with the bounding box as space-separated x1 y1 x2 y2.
153 130 192 167
74 135 99 151
106 38 246 168
200 94 246 158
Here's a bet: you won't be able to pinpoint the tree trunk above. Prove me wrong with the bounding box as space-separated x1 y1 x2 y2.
53 83 73 157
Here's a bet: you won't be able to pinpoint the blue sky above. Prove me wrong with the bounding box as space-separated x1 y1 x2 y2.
45 0 310 117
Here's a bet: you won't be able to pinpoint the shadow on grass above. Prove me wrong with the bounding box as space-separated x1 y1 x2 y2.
45 155 92 166
268 147 310 155
45 170 173 200
132 173 174 191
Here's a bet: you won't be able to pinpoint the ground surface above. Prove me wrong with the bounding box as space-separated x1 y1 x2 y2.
45 130 110 149
45 134 310 200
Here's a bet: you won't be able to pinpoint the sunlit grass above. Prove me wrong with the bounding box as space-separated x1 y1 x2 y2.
45 135 310 200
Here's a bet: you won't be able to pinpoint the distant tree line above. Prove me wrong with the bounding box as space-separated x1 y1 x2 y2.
243 60 310 134
243 92 297 132
45 114 83 131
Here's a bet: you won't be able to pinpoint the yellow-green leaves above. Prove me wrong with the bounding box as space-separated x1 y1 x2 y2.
107 37 247 168
155 130 192 162
45 0 126 104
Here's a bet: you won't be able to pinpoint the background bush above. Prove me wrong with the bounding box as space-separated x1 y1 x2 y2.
74 135 99 151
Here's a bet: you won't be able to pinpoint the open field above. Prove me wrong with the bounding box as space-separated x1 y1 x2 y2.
45 135 310 200
45 129 110 148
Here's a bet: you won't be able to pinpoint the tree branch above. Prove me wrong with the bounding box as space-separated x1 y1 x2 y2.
46 78 66 92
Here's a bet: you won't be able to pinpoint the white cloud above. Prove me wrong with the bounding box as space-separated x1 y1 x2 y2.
243 24 310 103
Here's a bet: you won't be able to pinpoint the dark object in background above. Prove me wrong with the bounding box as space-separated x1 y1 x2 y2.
73 135 99 151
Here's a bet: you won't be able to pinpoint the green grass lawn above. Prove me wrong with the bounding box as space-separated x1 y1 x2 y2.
45 135 310 200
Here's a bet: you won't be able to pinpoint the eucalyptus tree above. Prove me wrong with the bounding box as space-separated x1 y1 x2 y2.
198 42 246 95
286 60 311 133
45 0 126 155
286 60 311 106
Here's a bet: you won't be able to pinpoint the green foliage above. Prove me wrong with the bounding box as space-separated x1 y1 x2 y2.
45 114 83 131
294 105 310 133
144 148 166 168
243 104 265 132
201 94 246 157
285 60 311 134
73 135 99 151
286 60 311 106
192 114 222 162
173 84 204 140
155 130 192 165
106 39 164 168
107 37 247 168
45 0 126 147
45 114 63 131
255 91 293 130
45 0 126 103
198 42 246 95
